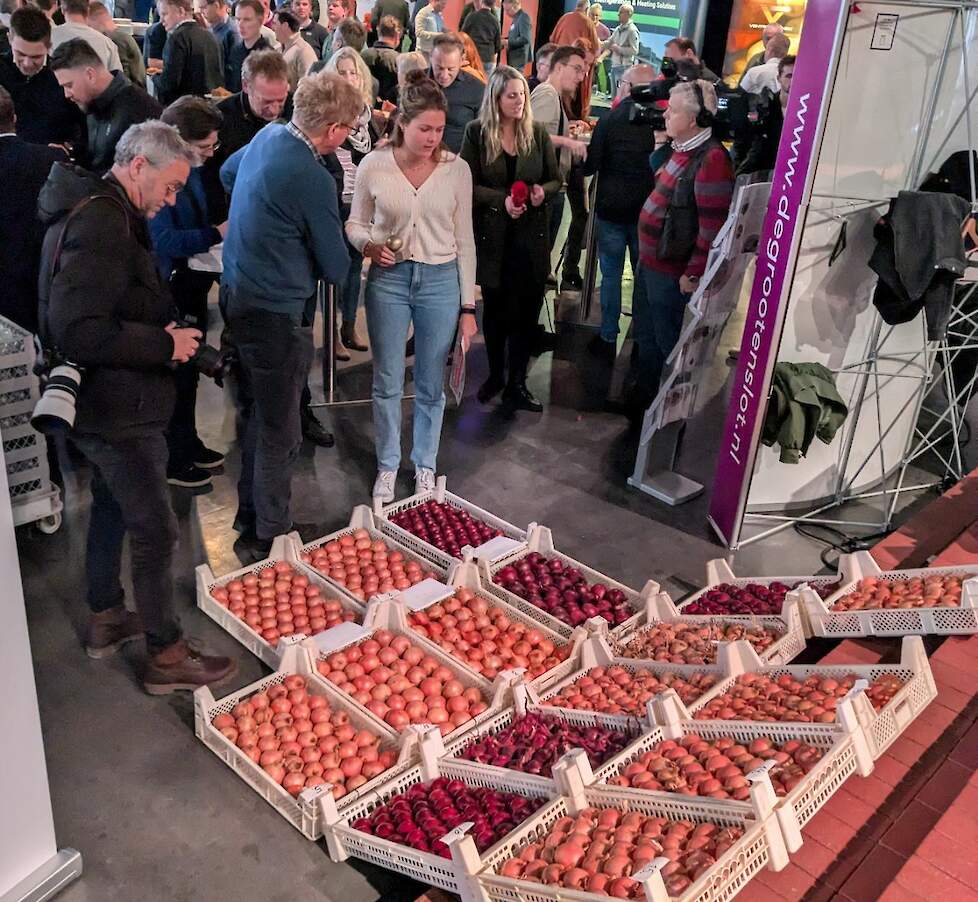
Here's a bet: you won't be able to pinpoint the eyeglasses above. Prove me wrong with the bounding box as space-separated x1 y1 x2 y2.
568 63 587 75
194 139 221 151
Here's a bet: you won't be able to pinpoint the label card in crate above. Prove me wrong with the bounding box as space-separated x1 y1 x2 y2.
312 621 370 654
470 536 523 561
401 578 455 611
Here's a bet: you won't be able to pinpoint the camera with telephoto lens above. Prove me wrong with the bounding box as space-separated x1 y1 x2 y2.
172 319 234 385
31 358 82 435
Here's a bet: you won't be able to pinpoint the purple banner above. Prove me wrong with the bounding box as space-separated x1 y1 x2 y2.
708 0 847 547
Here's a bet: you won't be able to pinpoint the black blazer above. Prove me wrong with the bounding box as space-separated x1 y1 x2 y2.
459 119 561 290
157 20 224 105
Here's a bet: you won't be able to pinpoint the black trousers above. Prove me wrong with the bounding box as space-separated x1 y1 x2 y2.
229 303 314 541
166 269 216 469
563 167 589 279
482 277 546 388
73 431 181 652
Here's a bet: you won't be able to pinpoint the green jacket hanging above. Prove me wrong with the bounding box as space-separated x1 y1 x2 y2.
761 362 849 464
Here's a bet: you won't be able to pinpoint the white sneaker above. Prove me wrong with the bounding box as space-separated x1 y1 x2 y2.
373 470 397 503
415 467 436 495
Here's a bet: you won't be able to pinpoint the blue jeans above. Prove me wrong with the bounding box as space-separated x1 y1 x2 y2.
365 259 460 472
596 217 644 342
340 242 363 323
634 266 689 396
610 64 627 96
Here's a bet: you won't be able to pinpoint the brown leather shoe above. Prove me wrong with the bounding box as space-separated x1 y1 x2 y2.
86 606 144 659
143 640 237 695
340 320 368 352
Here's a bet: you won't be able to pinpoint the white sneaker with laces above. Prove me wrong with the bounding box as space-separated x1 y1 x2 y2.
415 467 436 495
373 469 397 503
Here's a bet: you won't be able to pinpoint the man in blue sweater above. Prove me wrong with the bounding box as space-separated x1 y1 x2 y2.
220 69 360 562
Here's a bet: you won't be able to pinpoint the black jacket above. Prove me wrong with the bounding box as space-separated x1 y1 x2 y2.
461 7 500 65
438 68 484 153
156 20 224 105
460 120 561 289
299 20 329 58
37 164 176 440
0 57 86 148
869 190 970 341
734 90 783 177
0 137 67 333
225 35 271 94
582 96 655 224
362 40 399 104
82 72 162 175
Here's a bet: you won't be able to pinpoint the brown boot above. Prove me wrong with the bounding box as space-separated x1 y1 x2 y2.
341 320 368 352
86 606 143 659
143 639 237 696
334 325 351 361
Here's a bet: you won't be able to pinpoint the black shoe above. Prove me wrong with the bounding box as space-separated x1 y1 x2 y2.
232 513 255 537
405 335 416 358
233 532 273 564
588 334 617 359
502 384 543 413
301 412 335 448
167 463 213 489
477 376 505 404
561 273 583 292
193 444 225 469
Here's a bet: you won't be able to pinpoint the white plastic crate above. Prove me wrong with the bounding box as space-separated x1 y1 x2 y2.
613 592 807 667
317 751 558 899
290 505 448 606
476 763 790 902
657 636 936 761
373 474 530 569
307 614 516 745
678 559 845 636
0 386 39 418
2 414 45 464
482 524 659 641
195 534 366 668
194 640 419 840
0 316 32 358
801 551 978 638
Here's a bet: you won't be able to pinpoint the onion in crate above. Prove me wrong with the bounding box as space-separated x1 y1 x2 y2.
389 500 502 559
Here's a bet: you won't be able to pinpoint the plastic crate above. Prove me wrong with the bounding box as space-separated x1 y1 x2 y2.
317 753 558 900
801 551 978 638
373 474 530 569
195 534 366 668
657 636 936 761
193 640 420 840
290 505 448 606
679 559 845 636
0 386 39 418
477 770 790 902
2 414 45 464
306 613 516 746
613 592 807 667
0 316 32 359
481 524 659 641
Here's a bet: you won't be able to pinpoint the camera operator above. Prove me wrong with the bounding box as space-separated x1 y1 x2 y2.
582 62 654 357
735 54 793 177
662 36 718 84
36 120 235 693
632 79 733 414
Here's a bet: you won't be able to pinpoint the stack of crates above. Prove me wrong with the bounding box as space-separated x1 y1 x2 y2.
0 317 62 532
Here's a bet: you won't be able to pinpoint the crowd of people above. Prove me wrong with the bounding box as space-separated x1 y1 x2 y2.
0 0 797 695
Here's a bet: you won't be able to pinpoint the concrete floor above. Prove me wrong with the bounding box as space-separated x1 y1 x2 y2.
15 276 945 901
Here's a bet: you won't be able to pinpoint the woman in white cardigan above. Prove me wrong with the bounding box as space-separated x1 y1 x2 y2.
346 70 478 503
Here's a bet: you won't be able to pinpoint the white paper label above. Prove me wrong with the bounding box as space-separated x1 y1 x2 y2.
400 578 455 611
312 621 370 654
470 536 524 561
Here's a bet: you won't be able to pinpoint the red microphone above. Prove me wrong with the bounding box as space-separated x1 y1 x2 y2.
510 180 529 207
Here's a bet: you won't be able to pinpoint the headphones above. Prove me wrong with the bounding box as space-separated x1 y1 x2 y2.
691 81 714 128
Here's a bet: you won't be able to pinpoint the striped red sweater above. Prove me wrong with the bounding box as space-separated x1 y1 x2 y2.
638 142 734 278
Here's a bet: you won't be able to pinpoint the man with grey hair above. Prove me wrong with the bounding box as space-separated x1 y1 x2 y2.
602 2 638 95
218 71 360 563
739 31 790 94
738 22 784 83
36 120 236 693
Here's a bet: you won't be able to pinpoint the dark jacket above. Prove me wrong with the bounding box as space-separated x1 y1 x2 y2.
460 120 561 290
869 190 970 340
461 7 500 65
506 8 532 70
0 137 67 333
762 362 848 464
299 20 329 57
108 28 146 88
0 57 86 148
82 72 162 175
156 19 224 105
438 68 484 153
37 164 176 440
362 40 400 104
225 35 271 94
582 96 655 224
369 0 409 37
148 166 222 279
734 89 782 177
142 19 167 63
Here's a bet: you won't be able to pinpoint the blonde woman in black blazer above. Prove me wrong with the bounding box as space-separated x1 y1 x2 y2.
460 65 561 412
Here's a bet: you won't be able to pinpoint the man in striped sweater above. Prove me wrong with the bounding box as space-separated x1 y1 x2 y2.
633 79 733 412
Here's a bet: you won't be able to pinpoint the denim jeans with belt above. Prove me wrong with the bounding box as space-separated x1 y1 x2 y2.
228 302 314 540
73 431 181 652
365 259 460 472
634 266 689 397
596 217 645 342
